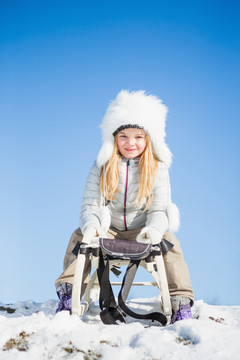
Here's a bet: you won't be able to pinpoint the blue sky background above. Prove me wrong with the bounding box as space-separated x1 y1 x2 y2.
0 0 239 306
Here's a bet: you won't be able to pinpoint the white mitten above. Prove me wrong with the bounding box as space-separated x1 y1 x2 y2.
82 227 98 246
136 227 162 245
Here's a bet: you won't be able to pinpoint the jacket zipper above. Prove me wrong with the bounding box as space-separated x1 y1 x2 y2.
124 160 130 230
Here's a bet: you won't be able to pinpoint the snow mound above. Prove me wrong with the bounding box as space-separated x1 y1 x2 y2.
0 298 240 359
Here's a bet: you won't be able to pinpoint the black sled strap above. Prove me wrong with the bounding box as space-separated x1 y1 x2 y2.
118 260 168 326
97 252 167 326
97 253 125 325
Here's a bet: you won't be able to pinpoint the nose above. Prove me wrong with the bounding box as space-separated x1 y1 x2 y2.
127 137 135 145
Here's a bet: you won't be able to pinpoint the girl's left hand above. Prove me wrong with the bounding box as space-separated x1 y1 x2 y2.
136 227 162 245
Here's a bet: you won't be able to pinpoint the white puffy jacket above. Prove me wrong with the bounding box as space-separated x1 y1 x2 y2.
79 157 180 240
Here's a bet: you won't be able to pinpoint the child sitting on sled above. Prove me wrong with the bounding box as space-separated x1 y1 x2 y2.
55 90 194 323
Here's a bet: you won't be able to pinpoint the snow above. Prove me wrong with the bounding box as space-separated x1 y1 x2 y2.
0 298 240 359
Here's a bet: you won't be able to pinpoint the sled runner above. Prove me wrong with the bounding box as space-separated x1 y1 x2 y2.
71 237 173 325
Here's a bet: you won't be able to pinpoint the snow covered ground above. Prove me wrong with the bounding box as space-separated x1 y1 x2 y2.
0 297 240 359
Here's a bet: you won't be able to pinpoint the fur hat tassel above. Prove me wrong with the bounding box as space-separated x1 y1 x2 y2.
167 203 180 232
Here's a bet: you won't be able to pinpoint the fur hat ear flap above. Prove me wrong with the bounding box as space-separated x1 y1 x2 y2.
154 142 173 168
97 140 114 168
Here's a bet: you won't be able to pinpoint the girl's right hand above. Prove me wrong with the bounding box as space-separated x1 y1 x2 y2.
82 227 98 245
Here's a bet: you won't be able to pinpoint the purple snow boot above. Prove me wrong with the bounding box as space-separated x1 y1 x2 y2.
56 283 72 313
171 296 192 324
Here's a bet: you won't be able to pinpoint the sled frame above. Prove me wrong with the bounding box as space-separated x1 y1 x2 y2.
71 243 172 325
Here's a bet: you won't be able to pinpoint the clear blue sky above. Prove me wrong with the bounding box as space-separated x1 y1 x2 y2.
0 0 239 305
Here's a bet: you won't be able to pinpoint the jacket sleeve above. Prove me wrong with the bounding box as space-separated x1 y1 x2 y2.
79 162 102 235
146 162 171 240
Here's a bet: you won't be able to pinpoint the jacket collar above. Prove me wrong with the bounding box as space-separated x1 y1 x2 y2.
121 156 140 166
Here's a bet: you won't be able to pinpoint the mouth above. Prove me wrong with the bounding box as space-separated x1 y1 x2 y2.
125 148 136 152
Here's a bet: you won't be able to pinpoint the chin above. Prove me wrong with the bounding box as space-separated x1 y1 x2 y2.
125 154 136 158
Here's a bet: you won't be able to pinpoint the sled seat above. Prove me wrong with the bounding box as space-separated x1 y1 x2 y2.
71 238 172 325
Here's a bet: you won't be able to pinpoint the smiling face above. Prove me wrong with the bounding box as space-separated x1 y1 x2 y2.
116 127 147 159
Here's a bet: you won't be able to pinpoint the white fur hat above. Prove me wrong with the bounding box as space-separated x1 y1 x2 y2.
96 90 172 168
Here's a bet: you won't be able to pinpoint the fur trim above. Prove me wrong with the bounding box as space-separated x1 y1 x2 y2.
167 203 180 232
97 90 172 168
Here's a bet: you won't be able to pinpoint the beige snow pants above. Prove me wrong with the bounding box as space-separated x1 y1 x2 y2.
55 227 194 303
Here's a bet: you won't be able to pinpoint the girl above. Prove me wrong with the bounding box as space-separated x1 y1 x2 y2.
55 90 194 323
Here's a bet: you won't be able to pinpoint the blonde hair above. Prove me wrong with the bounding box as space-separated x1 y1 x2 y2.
100 132 159 210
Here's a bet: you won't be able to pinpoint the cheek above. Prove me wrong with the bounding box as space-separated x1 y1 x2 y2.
139 140 147 151
117 138 124 150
